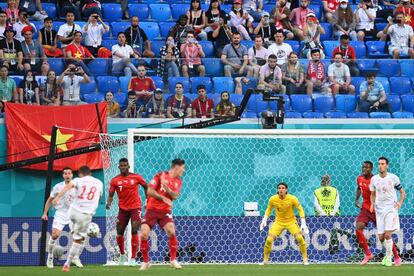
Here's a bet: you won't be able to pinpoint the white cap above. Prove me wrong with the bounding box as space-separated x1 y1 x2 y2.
340 0 348 3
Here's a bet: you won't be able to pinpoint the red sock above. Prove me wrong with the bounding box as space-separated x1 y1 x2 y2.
131 233 139 259
392 242 399 258
116 236 125 255
168 235 178 261
356 229 371 256
140 239 149 263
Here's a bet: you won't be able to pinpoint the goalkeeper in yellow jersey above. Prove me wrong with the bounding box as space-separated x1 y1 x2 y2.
259 182 309 265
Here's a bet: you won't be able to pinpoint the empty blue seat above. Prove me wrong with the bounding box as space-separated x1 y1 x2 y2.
377 60 400 77
83 93 104 103
102 4 122 22
351 77 365 94
171 4 189 20
52 21 64 32
230 94 244 106
358 60 378 76
213 77 235 94
139 22 161 40
285 40 300 54
169 77 190 94
320 23 332 41
97 76 119 94
240 40 254 50
183 93 198 102
390 77 411 95
323 41 339 58
247 96 269 112
43 3 57 19
101 39 117 50
241 112 258 118
303 112 324 118
349 41 366 58
80 80 97 95
150 4 172 21
376 77 390 94
150 40 165 57
285 112 302 118
325 111 347 118
48 58 64 75
114 92 127 107
314 96 334 113
347 112 369 118
128 4 150 20
209 93 221 106
119 76 131 93
401 95 414 112
290 95 312 113
203 58 224 76
400 60 414 77
199 41 215 57
392 111 414 118
241 78 257 94
88 59 109 76
366 41 388 59
375 22 388 31
151 76 164 90
159 21 176 39
387 94 401 112
111 22 131 37
263 5 274 13
221 4 232 14
309 5 322 20
335 95 357 113
191 77 213 93
370 112 391 118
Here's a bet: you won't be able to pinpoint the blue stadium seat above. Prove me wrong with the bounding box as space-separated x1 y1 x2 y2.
221 4 232 14
314 96 334 113
375 22 388 31
97 76 119 94
377 60 400 77
230 94 244 106
351 77 365 95
390 77 411 95
114 92 127 108
149 4 173 21
203 58 224 76
183 93 198 102
119 76 131 93
247 95 269 112
101 39 117 50
347 112 369 118
48 58 64 75
400 60 414 77
83 93 104 103
376 77 390 94
302 112 324 118
370 112 391 118
241 78 257 94
323 41 339 58
392 111 414 118
335 95 357 113
387 94 402 112
290 95 312 113
149 76 163 90
0 3 7 10
52 21 64 32
102 4 123 22
320 23 332 41
209 93 221 106
169 77 190 94
88 59 109 76
401 94 414 112
139 22 161 40
366 41 389 59
150 40 165 57
357 60 378 76
43 3 57 19
191 77 213 93
74 21 86 29
325 112 347 118
241 112 259 118
285 40 300 54
111 22 131 37
240 40 254 50
285 112 302 118
349 41 366 58
171 4 189 20
128 4 150 20
199 41 215 57
263 5 274 13
159 21 176 39
309 5 322 20
80 80 97 95
213 77 235 94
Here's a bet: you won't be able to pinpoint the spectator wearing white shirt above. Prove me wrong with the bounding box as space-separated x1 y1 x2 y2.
267 29 293 66
57 63 90 106
328 52 355 95
248 35 270 78
383 12 414 59
229 0 254 40
0 11 7 39
355 0 382 41
13 10 37 42
112 32 139 77
83 13 109 57
57 11 82 49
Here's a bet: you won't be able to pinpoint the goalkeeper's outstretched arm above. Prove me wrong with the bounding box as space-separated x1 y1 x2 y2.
295 199 309 235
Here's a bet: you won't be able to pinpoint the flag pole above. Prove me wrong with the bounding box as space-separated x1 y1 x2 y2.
39 125 58 266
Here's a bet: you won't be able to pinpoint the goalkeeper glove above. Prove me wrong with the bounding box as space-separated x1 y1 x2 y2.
300 218 309 235
259 216 268 231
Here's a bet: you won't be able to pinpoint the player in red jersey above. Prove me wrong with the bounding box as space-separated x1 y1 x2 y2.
106 158 147 266
139 159 185 271
355 161 400 266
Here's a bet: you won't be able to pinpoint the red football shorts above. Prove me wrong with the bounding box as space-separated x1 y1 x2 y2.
356 207 376 225
117 208 142 228
142 209 174 229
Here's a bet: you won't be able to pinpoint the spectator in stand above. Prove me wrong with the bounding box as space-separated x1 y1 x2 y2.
186 0 207 41
0 27 24 75
65 31 94 76
83 13 109 57
0 100 5 118
20 26 49 76
180 32 206 77
57 63 90 106
270 0 294 40
125 16 155 58
205 0 227 34
301 13 325 59
0 65 17 102
40 70 60 105
229 0 254 40
332 34 359 76
306 49 330 96
80 0 102 20
168 15 193 48
289 0 314 41
221 32 250 78
253 12 277 47
123 90 146 118
268 29 293 67
57 11 82 50
243 0 264 22
395 0 414 30
215 91 236 117
211 15 237 57
384 12 414 59
128 65 155 100
248 35 270 78
166 82 192 118
355 0 382 41
39 17 64 57
13 10 37 42
5 0 19 25
191 84 214 118
376 0 399 21
322 0 340 24
157 36 181 80
112 32 139 77
332 0 357 41
328 52 355 95
104 91 120 118
0 11 8 39
18 70 40 105
120 0 129 20
281 52 306 95
145 88 166 118
18 0 48 22
57 0 81 21
358 72 390 113
258 54 285 94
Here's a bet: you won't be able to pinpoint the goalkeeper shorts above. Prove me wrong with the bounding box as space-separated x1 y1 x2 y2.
269 221 301 237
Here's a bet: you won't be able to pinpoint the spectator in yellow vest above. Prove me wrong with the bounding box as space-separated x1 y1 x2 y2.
313 174 340 216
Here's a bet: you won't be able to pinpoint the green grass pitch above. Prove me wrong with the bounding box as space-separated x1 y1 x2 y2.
2 264 414 276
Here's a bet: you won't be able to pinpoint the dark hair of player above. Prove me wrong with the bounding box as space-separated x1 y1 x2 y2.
277 182 288 189
78 165 91 175
171 158 185 167
378 156 389 164
119 158 129 164
62 167 72 172
363 161 373 168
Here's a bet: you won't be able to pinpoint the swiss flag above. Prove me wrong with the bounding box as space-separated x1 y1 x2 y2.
5 103 107 171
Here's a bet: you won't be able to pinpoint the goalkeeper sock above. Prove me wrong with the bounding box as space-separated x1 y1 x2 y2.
47 238 56 258
65 243 81 266
385 239 393 259
263 236 274 262
392 242 399 258
356 229 371 256
296 234 308 261
131 233 139 259
116 236 125 255
140 239 149 263
168 235 178 261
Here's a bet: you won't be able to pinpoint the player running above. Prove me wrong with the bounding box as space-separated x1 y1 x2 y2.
106 158 147 266
369 157 406 267
42 167 83 268
355 161 400 265
139 159 185 271
53 165 103 272
259 182 309 265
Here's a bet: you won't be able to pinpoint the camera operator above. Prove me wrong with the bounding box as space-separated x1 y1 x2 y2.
123 90 147 118
83 13 109 57
57 63 90 106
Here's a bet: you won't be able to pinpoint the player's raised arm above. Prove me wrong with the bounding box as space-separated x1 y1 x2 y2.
52 181 75 207
42 196 54 221
260 198 273 231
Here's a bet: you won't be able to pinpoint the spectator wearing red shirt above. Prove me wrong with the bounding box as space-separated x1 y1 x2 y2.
322 0 340 24
180 32 205 77
332 34 359 76
65 31 94 76
128 65 155 100
191 84 214 118
289 0 314 40
395 0 414 30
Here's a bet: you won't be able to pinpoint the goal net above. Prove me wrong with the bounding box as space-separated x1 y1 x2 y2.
102 129 414 264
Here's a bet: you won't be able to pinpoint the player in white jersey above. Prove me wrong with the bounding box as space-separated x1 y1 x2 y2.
53 165 103 272
42 167 83 269
369 157 406 267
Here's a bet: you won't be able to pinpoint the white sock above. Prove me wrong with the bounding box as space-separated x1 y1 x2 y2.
65 243 81 266
75 243 85 260
47 238 56 258
385 239 393 259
